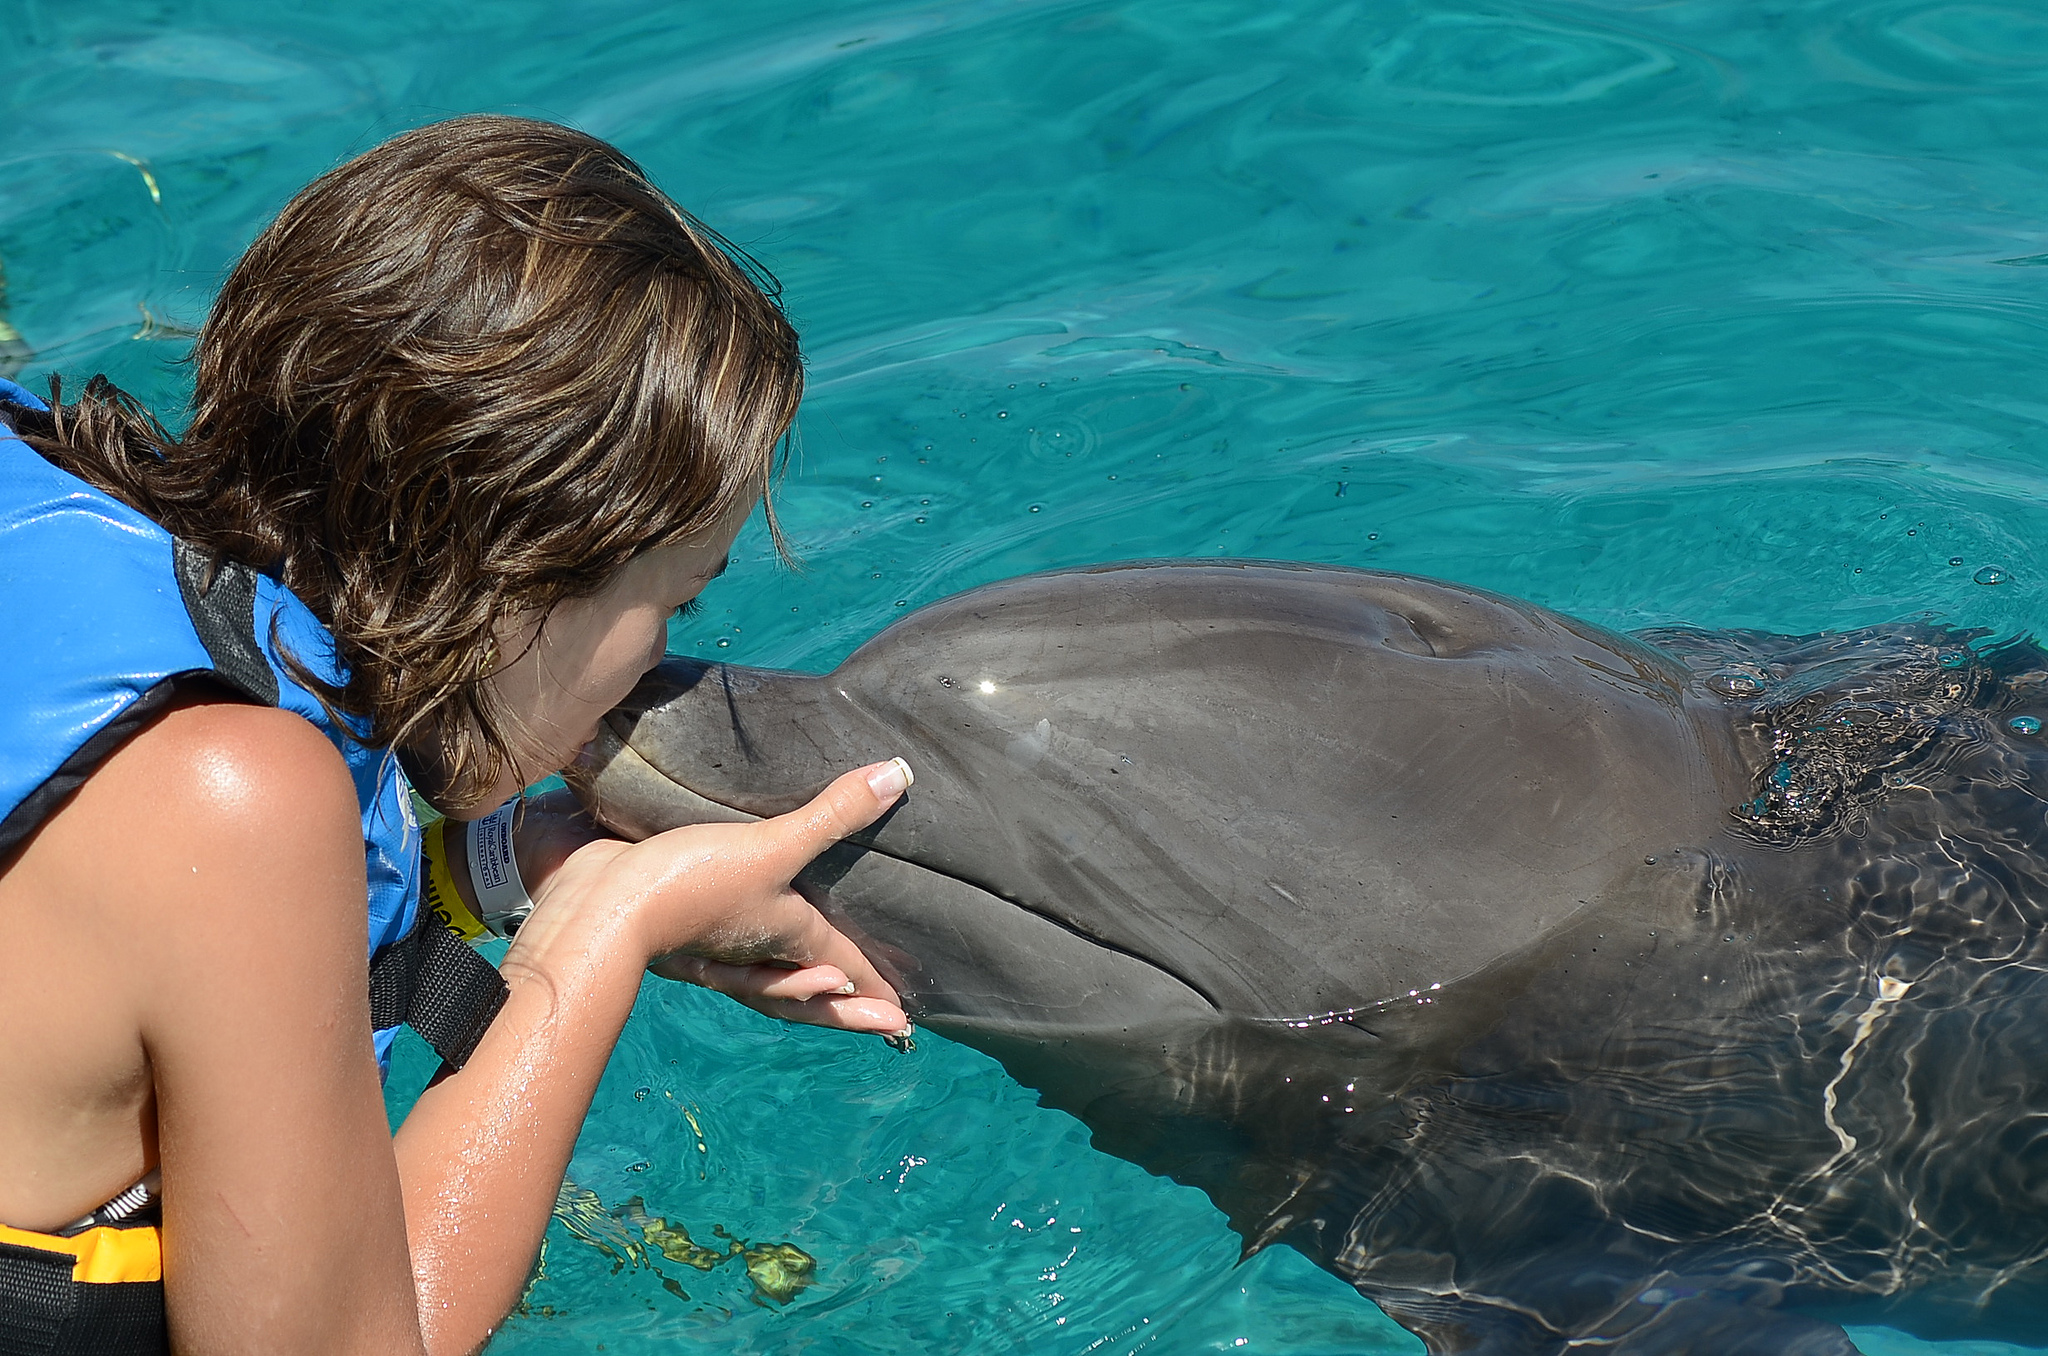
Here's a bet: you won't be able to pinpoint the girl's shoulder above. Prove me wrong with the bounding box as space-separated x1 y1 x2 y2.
0 691 365 1234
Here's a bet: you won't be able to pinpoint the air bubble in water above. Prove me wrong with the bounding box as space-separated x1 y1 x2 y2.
1974 565 2009 585
2011 716 2043 735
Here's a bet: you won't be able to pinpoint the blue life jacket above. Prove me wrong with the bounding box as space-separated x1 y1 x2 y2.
0 376 505 1076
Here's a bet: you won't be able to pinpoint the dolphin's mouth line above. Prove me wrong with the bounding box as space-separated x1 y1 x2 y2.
641 762 1228 1017
837 836 1230 1016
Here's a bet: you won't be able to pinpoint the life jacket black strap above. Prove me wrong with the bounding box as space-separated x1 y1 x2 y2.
170 543 278 706
367 908 509 1072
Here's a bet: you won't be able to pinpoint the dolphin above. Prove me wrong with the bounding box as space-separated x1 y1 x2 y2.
578 559 2048 1354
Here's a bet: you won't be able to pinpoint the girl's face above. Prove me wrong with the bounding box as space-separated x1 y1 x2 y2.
463 506 752 814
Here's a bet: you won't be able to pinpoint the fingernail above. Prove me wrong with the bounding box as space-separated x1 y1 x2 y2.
866 757 913 800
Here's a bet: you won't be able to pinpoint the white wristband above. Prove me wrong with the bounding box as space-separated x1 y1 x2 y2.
465 798 532 936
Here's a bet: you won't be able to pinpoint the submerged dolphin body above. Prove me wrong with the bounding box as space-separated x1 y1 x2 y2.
580 560 2048 1354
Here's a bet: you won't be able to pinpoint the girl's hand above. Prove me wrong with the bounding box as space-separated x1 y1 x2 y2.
513 760 912 1035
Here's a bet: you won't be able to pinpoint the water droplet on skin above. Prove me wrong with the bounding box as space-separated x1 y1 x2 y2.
1975 565 2009 585
860 501 873 508
1644 856 1658 865
1950 557 1965 567
2012 716 2043 735
1367 532 1379 541
716 638 730 648
997 411 1009 418
915 516 926 523
895 600 908 607
1029 505 1042 513
1907 528 1916 536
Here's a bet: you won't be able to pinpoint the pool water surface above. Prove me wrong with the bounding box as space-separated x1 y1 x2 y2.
9 0 2048 1350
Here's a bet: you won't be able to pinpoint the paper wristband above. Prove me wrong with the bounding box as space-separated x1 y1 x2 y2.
465 798 533 936
420 820 490 944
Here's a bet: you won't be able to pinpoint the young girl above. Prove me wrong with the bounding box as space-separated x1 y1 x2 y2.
0 116 911 1354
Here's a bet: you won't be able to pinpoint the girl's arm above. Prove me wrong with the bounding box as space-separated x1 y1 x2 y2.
396 771 908 1351
46 697 904 1355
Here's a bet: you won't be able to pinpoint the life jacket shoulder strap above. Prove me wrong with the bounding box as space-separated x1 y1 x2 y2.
171 541 278 706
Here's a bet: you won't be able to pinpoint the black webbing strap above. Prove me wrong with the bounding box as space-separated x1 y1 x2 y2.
170 543 278 706
368 909 510 1072
0 1242 73 1355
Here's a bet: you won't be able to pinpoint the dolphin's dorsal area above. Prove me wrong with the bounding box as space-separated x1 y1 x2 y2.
582 560 2048 1354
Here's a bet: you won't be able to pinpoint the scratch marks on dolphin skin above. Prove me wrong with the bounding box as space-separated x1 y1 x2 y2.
716 665 762 764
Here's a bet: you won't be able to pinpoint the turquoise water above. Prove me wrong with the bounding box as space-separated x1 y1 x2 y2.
11 0 2048 1349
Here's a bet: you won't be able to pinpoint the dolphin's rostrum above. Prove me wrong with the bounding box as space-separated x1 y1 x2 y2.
581 559 2048 1354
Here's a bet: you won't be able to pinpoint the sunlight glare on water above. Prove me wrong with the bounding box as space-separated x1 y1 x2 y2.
10 0 2048 1350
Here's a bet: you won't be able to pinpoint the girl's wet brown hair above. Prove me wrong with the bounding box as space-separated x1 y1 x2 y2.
8 115 802 810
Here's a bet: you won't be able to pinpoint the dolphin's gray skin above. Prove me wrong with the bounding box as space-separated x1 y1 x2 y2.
580 560 2048 1354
